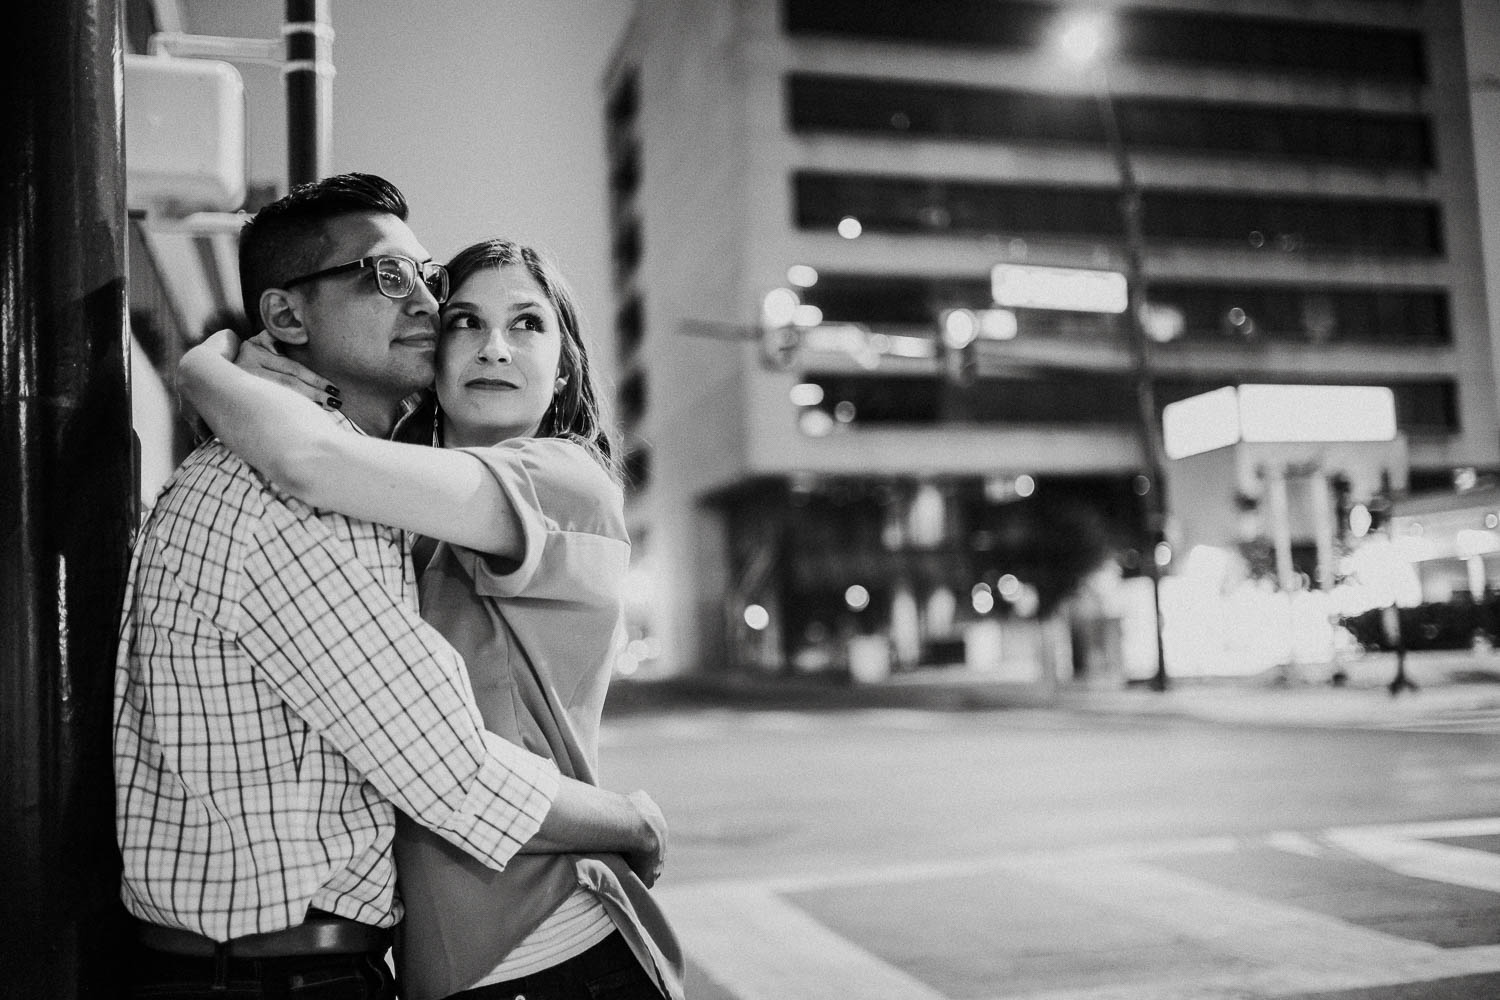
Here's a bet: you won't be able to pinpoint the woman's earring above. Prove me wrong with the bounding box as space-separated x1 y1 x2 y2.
431 402 444 448
554 376 568 394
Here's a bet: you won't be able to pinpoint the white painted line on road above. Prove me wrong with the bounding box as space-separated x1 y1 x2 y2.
1324 816 1500 840
662 818 1500 1000
979 977 1257 1000
979 947 1500 1000
1262 831 1326 858
657 882 948 1000
1384 710 1500 733
1325 824 1500 894
750 835 1243 896
1012 855 1444 978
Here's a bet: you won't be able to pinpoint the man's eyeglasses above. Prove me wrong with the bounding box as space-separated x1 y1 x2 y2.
282 254 450 304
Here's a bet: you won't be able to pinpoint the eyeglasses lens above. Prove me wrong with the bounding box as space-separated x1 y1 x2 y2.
374 256 416 299
422 264 450 303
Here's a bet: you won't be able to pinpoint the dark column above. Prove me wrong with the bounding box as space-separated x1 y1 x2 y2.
286 0 334 187
0 0 134 996
1095 76 1170 692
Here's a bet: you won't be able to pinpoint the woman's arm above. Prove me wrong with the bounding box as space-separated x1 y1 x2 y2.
177 332 526 557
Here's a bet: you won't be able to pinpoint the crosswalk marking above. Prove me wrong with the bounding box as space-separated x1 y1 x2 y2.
1261 831 1325 858
663 818 1500 1000
1011 854 1441 975
1325 821 1500 894
972 946 1500 1000
1381 708 1500 733
1327 816 1500 839
749 835 1243 896
658 883 948 1000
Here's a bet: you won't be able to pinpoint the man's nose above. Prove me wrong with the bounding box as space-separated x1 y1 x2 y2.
405 279 441 314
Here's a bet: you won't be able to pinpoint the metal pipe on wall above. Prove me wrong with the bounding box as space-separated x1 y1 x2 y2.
0 0 135 994
285 0 333 187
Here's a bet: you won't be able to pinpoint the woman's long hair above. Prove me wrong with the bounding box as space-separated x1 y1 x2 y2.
441 239 622 483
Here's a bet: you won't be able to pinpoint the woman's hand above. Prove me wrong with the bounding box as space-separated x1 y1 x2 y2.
234 331 342 410
623 790 668 888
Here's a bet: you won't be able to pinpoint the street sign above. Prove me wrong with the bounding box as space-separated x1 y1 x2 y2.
1163 384 1399 459
1162 386 1240 459
991 263 1128 314
1238 384 1397 444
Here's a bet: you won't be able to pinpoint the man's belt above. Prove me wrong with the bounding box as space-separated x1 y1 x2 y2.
137 915 391 960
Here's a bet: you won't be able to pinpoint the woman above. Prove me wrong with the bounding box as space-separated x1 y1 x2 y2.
178 239 683 1000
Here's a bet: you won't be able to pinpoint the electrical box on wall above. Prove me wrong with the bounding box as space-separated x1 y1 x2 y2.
125 54 246 214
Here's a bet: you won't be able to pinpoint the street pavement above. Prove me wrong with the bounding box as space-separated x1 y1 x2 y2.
659 816 1500 1000
604 649 1500 1000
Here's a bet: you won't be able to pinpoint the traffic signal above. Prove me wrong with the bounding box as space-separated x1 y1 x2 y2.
940 309 978 386
1330 473 1352 542
759 323 801 370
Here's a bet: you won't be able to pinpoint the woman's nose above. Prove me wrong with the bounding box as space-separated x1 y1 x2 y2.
476 330 511 363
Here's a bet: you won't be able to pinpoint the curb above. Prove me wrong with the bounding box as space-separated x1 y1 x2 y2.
603 672 1061 716
604 653 1500 727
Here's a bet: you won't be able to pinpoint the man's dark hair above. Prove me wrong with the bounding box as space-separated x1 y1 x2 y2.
237 172 408 328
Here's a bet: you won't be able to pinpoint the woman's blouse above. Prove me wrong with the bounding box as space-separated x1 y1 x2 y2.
392 437 682 1000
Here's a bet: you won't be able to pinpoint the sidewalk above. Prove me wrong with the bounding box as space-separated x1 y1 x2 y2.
1062 649 1500 730
606 649 1500 730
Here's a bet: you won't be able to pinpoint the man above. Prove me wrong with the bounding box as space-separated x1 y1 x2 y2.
114 173 665 999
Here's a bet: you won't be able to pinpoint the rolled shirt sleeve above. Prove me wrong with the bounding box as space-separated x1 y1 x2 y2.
449 438 629 606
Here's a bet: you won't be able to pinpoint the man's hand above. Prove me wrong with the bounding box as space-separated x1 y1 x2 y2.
623 790 667 888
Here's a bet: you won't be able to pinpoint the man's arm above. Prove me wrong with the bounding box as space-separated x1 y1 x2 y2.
235 495 662 876
526 783 667 887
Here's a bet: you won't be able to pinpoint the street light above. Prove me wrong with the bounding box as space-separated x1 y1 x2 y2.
1057 10 1111 64
1058 12 1171 691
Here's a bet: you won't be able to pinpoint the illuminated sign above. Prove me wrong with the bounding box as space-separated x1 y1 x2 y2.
1162 386 1240 459
1163 384 1398 459
1237 385 1397 444
991 263 1128 314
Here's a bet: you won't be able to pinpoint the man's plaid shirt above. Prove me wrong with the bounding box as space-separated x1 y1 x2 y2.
114 431 559 941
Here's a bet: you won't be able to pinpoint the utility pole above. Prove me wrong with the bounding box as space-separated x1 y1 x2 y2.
1 0 135 994
1094 74 1171 692
1058 11 1170 690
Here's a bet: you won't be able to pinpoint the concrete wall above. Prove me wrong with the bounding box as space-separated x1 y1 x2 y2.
1463 0 1500 421
1425 0 1500 470
609 0 758 673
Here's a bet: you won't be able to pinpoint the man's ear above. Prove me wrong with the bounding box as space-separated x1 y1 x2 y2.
259 288 310 348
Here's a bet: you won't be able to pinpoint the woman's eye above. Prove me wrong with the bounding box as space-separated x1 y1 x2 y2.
442 311 481 330
511 312 546 332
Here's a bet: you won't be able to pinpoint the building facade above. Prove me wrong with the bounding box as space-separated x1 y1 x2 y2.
603 0 1498 680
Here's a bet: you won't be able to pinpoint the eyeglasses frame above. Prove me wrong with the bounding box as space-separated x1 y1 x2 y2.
280 254 450 304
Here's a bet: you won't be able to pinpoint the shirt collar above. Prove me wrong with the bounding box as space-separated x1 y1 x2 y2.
325 393 429 441
391 389 436 442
